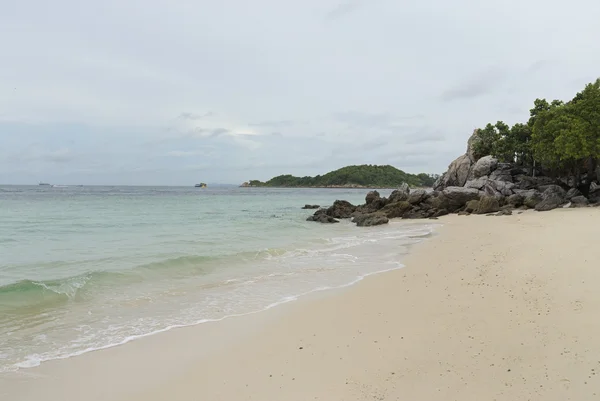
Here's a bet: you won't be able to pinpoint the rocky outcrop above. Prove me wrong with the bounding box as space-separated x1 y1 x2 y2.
326 200 357 219
353 213 389 227
306 209 339 223
472 156 498 179
302 204 320 209
476 195 500 214
535 186 567 212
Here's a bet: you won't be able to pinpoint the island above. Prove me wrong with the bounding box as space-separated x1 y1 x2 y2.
240 165 439 189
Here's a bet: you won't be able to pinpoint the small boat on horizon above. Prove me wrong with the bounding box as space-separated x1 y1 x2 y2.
194 183 207 188
38 182 50 186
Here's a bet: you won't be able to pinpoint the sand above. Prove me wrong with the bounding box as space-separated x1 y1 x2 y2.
3 208 600 401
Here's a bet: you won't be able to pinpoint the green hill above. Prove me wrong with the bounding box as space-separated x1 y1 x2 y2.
244 165 438 188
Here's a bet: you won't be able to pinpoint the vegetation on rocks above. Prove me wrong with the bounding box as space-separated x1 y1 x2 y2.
244 165 439 188
471 78 600 194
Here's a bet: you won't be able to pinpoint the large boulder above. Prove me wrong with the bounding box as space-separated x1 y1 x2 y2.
523 190 543 209
472 156 498 179
353 213 389 227
435 154 473 190
476 195 500 214
388 184 410 203
535 186 567 212
506 193 524 208
588 186 600 204
325 200 357 218
565 188 582 200
440 187 481 211
365 191 381 205
570 196 589 207
307 209 339 223
465 200 480 213
407 188 428 205
380 201 413 219
489 163 513 182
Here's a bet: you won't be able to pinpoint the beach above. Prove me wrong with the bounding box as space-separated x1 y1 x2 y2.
3 207 600 401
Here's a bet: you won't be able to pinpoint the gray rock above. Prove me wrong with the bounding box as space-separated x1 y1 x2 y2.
566 188 582 200
476 195 500 214
472 156 498 179
380 201 413 219
587 187 600 204
458 211 471 216
488 163 513 182
538 184 567 196
302 204 320 209
440 187 481 211
365 191 381 205
325 200 357 218
407 188 428 205
307 210 339 223
353 213 389 227
388 185 410 203
535 186 567 212
435 154 473 190
507 193 524 208
496 209 513 216
465 200 480 213
464 177 488 190
523 190 543 209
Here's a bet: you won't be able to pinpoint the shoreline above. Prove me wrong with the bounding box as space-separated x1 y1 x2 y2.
4 208 600 400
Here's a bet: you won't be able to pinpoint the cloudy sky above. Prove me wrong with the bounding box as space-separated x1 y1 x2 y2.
1 0 599 185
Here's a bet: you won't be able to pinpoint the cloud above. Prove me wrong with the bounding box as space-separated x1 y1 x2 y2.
440 68 506 102
179 112 215 120
325 0 366 20
249 120 296 128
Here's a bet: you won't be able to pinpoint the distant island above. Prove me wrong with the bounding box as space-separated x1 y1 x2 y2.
240 165 439 188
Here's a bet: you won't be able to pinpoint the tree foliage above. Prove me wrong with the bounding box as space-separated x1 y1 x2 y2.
472 78 600 192
248 165 439 188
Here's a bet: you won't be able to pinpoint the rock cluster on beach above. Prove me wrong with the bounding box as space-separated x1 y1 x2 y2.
307 130 600 226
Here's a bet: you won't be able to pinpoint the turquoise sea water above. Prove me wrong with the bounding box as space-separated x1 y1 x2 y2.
0 185 436 373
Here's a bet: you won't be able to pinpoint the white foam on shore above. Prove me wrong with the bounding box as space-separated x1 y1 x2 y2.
5 222 440 374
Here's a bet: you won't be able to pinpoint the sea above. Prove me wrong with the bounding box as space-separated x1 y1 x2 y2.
0 185 437 373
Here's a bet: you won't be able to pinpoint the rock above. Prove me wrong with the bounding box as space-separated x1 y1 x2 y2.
435 154 473 190
496 209 513 216
407 188 428 205
488 163 513 182
307 210 339 223
353 213 389 227
433 208 449 217
326 200 357 218
535 186 567 212
537 184 567 196
380 201 413 219
464 177 488 190
523 190 543 209
506 193 524 208
365 191 381 205
472 156 498 179
458 211 471 216
566 188 582 200
515 175 555 190
465 200 480 213
388 184 410 203
440 187 481 211
302 204 320 209
476 195 500 214
588 186 600 204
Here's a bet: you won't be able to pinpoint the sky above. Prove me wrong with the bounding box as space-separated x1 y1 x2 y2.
1 0 600 185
